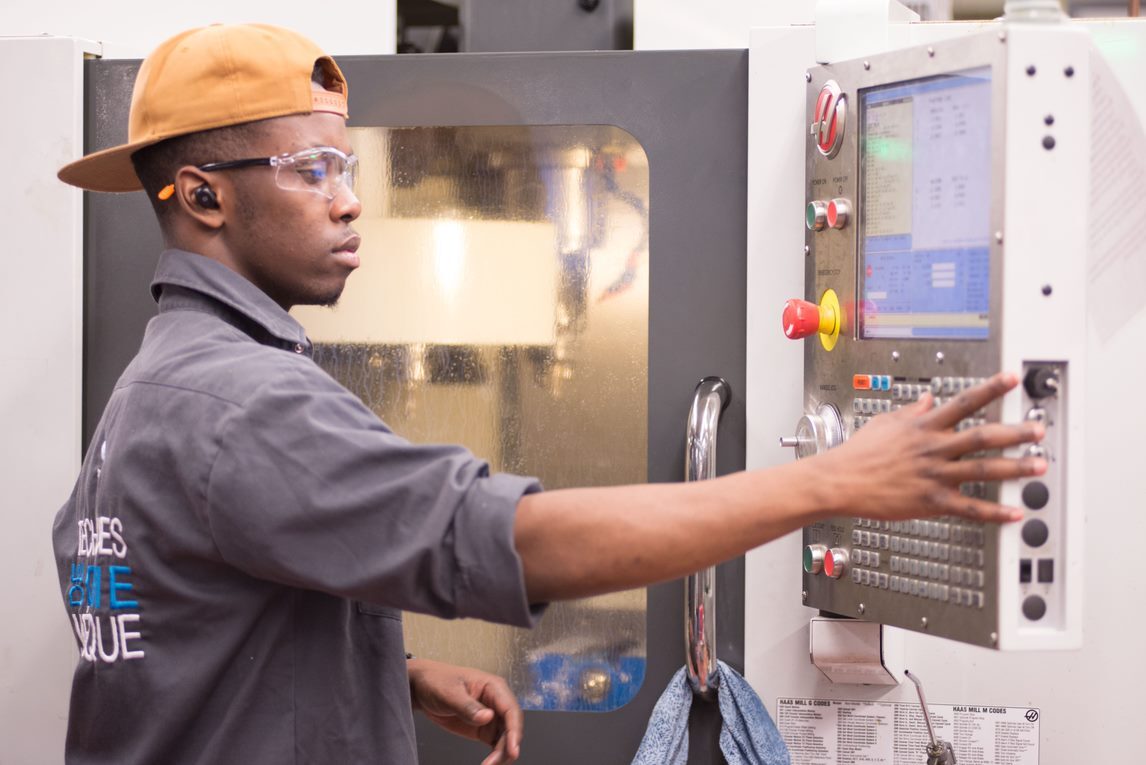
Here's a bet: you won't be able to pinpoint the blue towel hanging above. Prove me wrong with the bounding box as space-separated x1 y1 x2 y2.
631 661 790 765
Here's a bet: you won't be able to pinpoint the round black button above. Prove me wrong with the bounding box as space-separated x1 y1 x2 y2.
1022 481 1050 510
1022 519 1049 548
1023 595 1047 621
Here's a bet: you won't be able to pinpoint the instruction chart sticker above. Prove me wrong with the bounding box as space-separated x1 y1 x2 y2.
776 697 1039 765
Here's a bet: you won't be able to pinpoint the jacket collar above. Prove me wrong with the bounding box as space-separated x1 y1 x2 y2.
150 249 311 351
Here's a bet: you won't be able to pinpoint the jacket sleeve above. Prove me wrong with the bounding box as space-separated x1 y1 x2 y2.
204 359 545 628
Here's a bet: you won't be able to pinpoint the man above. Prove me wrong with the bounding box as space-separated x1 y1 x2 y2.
54 23 1045 765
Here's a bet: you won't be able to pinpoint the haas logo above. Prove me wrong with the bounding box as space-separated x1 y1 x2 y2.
811 80 847 159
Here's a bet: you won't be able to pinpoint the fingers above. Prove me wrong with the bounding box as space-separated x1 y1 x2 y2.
927 455 1047 484
929 422 1044 459
925 488 1024 523
481 736 514 765
919 372 1018 430
480 681 523 759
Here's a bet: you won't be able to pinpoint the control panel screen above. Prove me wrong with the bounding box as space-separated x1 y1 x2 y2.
859 67 992 340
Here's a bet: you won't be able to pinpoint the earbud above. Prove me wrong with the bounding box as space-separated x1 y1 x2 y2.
193 185 219 209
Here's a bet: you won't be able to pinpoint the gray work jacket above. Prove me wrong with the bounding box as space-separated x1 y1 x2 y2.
52 248 542 764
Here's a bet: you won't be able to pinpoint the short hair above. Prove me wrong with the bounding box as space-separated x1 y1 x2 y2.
131 63 334 227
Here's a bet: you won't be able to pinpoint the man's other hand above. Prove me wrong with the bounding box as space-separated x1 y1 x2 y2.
408 658 523 765
818 372 1046 523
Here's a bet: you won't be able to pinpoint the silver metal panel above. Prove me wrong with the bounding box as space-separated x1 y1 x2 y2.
801 33 1010 648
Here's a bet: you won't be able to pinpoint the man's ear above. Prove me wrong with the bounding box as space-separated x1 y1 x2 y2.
171 166 225 230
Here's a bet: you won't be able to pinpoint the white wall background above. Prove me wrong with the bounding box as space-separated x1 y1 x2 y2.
0 2 397 58
0 7 394 762
635 0 816 49
0 35 95 765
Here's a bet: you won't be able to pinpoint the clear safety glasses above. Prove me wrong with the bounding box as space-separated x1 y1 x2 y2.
197 146 359 200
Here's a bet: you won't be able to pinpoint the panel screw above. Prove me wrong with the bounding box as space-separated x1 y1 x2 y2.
927 47 935 58
921 617 929 628
864 61 871 71
892 351 901 363
998 31 1007 42
936 352 945 364
858 603 866 615
1042 284 1053 296
802 590 808 603
990 631 999 645
995 231 1004 244
805 245 811 255
1026 65 1037 77
1043 135 1056 150
1064 65 1075 78
1044 114 1055 126
806 72 813 82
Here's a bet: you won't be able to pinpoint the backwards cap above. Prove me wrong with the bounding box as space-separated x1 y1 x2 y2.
58 23 349 192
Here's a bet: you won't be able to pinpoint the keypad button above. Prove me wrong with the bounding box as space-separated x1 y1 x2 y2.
1023 481 1050 510
851 568 862 584
852 530 862 545
1023 595 1047 621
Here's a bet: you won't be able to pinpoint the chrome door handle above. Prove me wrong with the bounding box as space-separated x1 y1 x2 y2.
684 376 731 699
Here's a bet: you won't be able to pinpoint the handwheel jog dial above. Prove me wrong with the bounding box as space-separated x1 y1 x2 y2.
780 403 843 460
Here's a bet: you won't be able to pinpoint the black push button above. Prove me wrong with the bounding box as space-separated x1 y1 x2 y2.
1038 559 1054 583
1022 481 1050 510
1023 595 1047 621
1022 519 1049 548
1020 558 1033 583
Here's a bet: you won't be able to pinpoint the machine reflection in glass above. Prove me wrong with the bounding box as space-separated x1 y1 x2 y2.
293 125 650 712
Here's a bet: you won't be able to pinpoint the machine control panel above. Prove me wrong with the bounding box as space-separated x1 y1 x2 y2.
786 32 1086 650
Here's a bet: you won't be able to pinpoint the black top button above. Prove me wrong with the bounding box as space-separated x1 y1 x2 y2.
1023 595 1047 621
1022 481 1049 510
1022 519 1049 548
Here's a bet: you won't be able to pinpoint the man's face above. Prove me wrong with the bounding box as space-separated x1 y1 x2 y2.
217 111 362 310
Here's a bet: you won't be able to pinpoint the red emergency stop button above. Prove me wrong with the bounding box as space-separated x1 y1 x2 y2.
783 299 821 340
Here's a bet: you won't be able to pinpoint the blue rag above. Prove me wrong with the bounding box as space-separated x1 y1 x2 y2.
631 661 790 765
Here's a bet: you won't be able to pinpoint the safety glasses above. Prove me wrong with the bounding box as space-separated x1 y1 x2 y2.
198 146 359 200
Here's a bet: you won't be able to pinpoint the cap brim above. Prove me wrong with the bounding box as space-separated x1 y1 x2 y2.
57 137 163 193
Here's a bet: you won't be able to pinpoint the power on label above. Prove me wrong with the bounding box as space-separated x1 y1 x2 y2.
776 698 1040 765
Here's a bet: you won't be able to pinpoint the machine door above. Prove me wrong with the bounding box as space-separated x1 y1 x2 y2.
84 51 748 764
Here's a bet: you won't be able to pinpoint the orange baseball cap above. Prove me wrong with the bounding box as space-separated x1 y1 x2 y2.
58 23 349 193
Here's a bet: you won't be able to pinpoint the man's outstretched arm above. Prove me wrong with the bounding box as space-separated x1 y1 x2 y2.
515 372 1045 604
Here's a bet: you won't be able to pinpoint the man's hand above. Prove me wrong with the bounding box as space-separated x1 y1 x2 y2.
408 658 523 765
817 371 1046 523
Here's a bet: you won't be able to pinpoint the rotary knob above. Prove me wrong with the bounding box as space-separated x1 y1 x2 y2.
781 403 843 460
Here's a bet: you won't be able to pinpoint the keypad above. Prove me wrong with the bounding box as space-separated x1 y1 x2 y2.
849 516 988 608
850 376 988 433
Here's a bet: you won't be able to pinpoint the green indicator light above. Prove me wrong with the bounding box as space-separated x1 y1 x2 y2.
806 203 817 230
803 546 814 573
